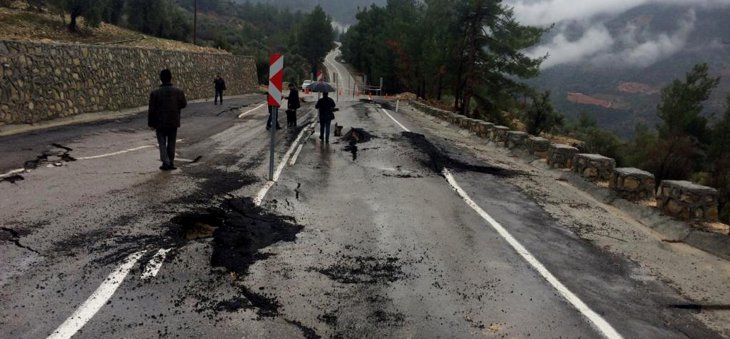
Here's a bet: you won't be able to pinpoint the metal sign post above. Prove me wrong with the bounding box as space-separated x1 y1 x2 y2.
268 53 284 181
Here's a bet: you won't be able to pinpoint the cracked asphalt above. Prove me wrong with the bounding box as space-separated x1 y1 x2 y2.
0 50 728 338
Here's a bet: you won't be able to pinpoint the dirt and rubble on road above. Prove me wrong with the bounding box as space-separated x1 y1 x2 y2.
400 103 730 336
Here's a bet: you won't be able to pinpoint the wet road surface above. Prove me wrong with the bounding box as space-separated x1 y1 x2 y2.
0 55 724 338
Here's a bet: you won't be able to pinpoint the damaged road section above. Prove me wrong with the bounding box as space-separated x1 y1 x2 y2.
0 227 41 254
402 132 522 178
211 197 303 274
163 197 303 274
342 127 376 161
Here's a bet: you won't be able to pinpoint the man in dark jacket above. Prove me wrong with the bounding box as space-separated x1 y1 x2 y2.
213 74 226 105
285 83 300 127
148 69 187 171
315 91 336 143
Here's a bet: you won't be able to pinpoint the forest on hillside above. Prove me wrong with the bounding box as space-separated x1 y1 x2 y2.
341 0 730 223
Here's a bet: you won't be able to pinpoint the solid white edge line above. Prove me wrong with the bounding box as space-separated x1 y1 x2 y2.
141 248 172 280
238 103 266 118
380 108 411 132
253 121 313 206
443 169 623 339
381 107 621 339
289 144 305 166
47 251 147 339
0 168 25 178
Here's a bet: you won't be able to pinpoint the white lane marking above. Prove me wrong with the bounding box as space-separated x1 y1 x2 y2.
254 121 313 206
382 108 622 339
380 108 411 132
47 251 147 339
76 139 183 161
76 145 153 160
238 103 266 118
141 248 172 280
0 168 25 178
443 170 622 339
289 144 305 165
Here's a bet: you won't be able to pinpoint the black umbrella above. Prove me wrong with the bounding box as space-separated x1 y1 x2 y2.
308 81 336 93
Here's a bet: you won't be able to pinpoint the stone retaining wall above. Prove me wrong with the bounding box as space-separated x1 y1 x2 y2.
0 40 258 125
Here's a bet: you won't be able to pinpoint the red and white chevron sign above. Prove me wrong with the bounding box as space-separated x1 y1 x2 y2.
268 53 284 107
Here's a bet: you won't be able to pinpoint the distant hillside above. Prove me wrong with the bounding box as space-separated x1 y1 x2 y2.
235 0 386 25
527 3 730 138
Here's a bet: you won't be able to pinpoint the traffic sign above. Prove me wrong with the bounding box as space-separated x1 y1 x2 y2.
268 54 284 107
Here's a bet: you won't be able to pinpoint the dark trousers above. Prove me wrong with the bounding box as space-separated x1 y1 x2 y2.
267 108 281 129
214 90 223 104
286 109 297 127
156 127 177 167
319 119 332 141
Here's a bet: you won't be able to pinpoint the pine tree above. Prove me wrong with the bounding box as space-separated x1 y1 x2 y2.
656 63 719 142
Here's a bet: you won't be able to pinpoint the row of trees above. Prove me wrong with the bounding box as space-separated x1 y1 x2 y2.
341 0 547 118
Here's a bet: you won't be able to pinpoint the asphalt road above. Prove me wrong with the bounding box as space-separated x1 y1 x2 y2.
0 52 723 339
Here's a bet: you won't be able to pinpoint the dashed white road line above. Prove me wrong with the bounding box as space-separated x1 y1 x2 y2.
238 103 266 118
381 107 622 339
254 121 314 206
47 251 147 339
0 168 25 178
76 139 183 161
76 145 154 160
141 248 172 280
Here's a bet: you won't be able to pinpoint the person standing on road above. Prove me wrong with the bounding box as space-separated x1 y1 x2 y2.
213 74 226 105
285 83 300 127
148 69 187 171
315 91 336 143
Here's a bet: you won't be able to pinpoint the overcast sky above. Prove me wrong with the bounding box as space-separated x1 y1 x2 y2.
506 0 730 69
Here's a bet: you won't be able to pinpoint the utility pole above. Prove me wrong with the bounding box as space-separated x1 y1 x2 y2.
193 0 198 45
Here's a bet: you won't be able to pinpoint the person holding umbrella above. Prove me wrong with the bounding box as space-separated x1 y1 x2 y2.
315 90 337 143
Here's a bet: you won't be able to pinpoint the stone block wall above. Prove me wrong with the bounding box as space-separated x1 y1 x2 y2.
572 154 615 181
547 144 578 169
610 168 655 201
527 136 550 158
0 40 258 125
657 181 719 222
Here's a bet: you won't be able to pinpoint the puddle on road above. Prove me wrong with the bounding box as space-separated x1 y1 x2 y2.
402 132 523 177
